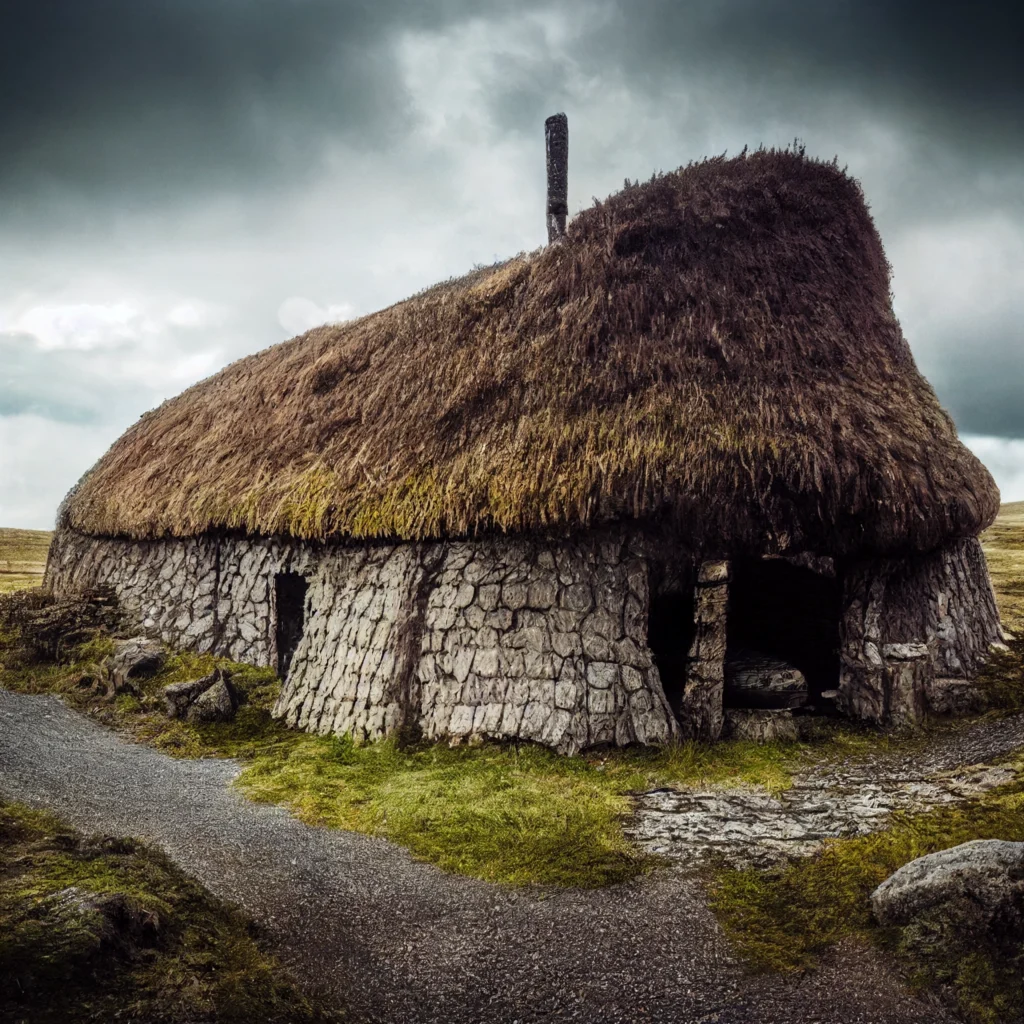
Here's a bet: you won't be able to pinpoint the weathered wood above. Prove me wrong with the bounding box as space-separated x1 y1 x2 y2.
545 113 568 243
678 560 729 740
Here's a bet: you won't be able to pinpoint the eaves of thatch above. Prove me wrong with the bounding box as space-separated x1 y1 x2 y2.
62 147 999 557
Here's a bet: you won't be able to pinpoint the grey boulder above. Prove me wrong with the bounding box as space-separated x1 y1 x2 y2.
185 673 239 724
163 674 217 718
871 839 1024 936
106 636 166 692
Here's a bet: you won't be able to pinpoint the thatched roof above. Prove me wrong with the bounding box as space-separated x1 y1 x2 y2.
63 147 998 557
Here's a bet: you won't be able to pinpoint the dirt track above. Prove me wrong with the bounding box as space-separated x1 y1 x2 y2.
0 687 958 1023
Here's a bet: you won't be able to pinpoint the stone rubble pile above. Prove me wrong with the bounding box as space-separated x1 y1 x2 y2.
163 668 239 723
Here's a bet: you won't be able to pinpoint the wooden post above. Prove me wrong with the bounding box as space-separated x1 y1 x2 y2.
678 560 729 740
545 113 568 244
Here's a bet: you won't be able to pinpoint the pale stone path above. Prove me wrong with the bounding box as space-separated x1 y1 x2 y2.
630 715 1024 867
0 689 963 1024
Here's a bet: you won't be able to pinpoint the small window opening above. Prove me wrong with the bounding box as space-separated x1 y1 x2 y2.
275 572 309 679
647 588 697 721
726 558 840 711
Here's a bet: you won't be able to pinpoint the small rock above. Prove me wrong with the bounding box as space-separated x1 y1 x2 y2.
105 637 166 693
725 651 808 709
185 673 238 723
927 677 983 716
163 673 217 718
723 708 798 744
872 839 1024 935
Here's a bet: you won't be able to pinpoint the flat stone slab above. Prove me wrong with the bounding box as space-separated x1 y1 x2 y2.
628 714 1024 868
725 651 809 709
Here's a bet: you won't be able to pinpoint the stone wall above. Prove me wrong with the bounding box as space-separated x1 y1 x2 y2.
46 528 679 754
838 537 1004 724
45 527 1005 748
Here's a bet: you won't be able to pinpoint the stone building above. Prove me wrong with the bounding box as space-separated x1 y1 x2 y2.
46 143 1006 754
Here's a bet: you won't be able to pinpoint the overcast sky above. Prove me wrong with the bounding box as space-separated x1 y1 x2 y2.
2 0 1023 529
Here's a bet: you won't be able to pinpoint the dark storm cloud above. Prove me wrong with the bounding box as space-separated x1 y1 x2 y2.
587 1 1024 151
4 0 1022 206
0 0 527 205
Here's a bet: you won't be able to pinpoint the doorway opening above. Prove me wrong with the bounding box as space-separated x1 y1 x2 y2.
726 558 840 709
647 588 697 721
275 572 309 679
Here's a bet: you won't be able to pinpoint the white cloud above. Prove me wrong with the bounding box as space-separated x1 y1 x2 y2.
5 302 143 352
0 414 120 529
962 435 1024 504
276 297 355 336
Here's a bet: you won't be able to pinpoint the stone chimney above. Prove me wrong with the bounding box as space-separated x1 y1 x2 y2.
545 113 568 244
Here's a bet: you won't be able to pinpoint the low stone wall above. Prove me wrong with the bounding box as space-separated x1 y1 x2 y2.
45 527 1004 749
45 528 679 754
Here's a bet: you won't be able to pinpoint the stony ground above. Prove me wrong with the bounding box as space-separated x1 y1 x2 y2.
1 687 961 1024
630 714 1024 867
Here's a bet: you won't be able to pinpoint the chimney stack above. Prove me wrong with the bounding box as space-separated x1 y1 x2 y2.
545 113 568 244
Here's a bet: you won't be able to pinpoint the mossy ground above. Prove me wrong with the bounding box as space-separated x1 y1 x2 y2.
0 798 340 1023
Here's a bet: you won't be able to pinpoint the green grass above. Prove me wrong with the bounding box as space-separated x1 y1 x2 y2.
0 798 340 1023
709 768 1024 1023
0 528 51 594
235 731 840 887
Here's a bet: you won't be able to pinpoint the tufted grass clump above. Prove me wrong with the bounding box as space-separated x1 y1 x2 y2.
238 736 649 887
709 771 1024 1022
0 798 339 1023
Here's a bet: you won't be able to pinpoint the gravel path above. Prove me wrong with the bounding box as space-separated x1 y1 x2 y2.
0 689 957 1024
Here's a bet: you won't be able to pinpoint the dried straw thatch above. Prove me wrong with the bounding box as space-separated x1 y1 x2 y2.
64 147 998 556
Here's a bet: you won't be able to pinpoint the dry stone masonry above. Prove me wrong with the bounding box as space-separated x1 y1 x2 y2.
44 525 1004 752
838 538 1004 725
46 528 680 753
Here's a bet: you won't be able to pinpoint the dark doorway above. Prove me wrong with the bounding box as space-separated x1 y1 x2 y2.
275 572 308 679
726 558 840 706
648 589 697 720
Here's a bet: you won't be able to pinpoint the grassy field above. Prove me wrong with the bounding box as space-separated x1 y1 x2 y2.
0 638 913 888
0 799 340 1023
982 500 1024 634
0 528 52 594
